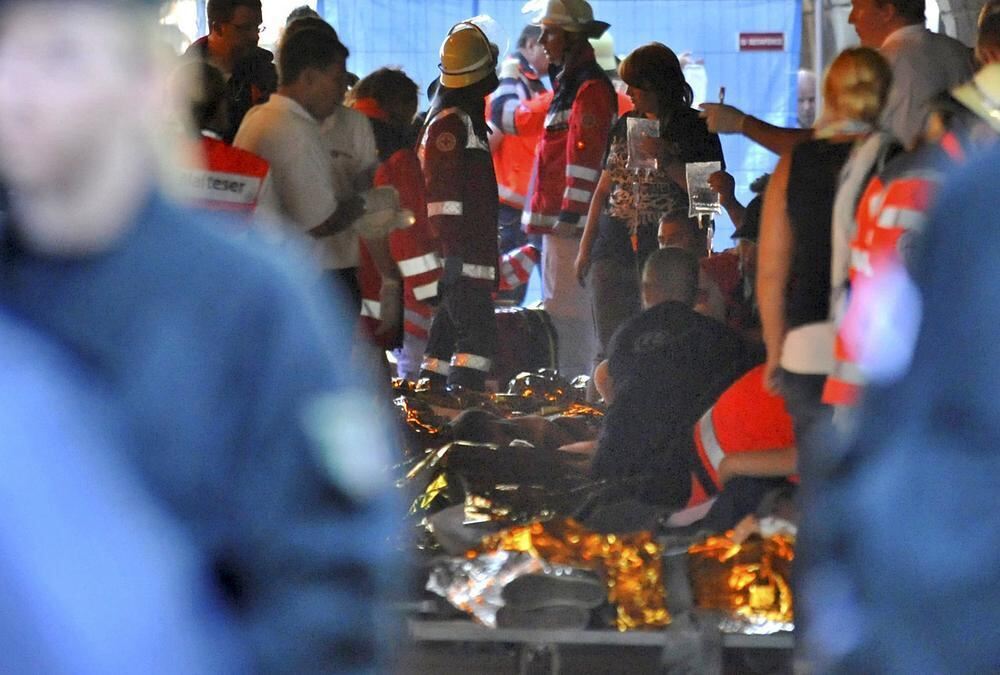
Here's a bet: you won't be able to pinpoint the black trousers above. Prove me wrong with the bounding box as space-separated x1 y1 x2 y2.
421 279 497 390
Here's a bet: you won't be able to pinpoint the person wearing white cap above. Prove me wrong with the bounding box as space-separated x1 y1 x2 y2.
520 0 617 380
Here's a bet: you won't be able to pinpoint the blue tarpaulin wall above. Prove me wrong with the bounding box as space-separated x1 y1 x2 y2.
320 0 801 239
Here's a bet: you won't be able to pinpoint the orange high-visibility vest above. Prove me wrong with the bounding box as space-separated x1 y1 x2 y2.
489 54 549 210
179 133 271 215
688 365 796 506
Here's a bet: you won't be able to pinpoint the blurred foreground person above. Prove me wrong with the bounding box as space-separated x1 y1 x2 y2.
0 2 399 672
0 309 234 673
805 146 1000 675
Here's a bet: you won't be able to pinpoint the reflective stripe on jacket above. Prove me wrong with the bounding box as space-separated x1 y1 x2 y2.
689 365 796 506
419 106 499 287
178 134 270 214
522 47 616 236
489 54 549 210
356 102 442 344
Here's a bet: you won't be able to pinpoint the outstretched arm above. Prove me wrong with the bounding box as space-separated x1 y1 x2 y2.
756 151 794 393
700 103 812 156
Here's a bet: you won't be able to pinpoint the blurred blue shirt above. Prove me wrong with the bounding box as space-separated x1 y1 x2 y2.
0 193 401 673
0 310 237 673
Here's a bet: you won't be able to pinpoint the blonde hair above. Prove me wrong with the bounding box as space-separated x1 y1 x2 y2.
822 47 892 125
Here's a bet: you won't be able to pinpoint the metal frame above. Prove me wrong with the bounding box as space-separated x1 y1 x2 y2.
408 618 794 675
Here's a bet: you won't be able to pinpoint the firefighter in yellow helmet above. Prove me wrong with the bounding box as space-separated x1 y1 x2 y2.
417 21 501 390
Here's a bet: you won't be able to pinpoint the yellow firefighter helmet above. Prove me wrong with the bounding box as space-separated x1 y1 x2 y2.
439 22 498 89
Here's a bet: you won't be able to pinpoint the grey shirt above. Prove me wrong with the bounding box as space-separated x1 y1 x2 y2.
880 24 974 148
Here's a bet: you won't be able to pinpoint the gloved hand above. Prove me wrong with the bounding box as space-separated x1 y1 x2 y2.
353 186 415 240
698 103 747 134
375 277 402 338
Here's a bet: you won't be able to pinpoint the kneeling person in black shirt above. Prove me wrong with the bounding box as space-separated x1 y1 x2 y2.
591 248 761 507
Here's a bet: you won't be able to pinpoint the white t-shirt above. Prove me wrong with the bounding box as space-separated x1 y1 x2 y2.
233 94 340 267
319 105 378 269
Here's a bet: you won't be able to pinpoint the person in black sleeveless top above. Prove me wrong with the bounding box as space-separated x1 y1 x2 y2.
757 47 892 449
756 47 892 669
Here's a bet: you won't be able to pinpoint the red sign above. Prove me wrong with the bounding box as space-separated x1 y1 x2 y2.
739 32 786 51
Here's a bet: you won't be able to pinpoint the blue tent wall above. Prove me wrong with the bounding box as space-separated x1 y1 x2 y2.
321 0 801 239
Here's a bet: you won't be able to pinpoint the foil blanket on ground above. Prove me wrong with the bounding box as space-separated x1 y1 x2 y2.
427 551 558 627
687 531 795 634
477 518 670 631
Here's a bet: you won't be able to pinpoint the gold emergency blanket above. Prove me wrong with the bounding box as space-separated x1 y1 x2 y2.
687 531 795 629
477 518 670 631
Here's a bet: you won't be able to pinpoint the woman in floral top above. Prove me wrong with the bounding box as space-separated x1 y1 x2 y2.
575 42 724 386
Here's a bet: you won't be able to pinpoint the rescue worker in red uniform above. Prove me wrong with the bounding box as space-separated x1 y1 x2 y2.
825 65 1000 407
521 0 617 379
351 68 442 378
687 364 797 509
489 24 549 304
489 25 548 243
417 21 501 391
175 61 276 218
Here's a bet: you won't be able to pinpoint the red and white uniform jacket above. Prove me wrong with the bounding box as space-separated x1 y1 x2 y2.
823 139 959 406
497 243 540 292
489 53 549 210
178 132 273 215
688 365 797 507
418 106 499 289
354 100 442 346
521 46 616 236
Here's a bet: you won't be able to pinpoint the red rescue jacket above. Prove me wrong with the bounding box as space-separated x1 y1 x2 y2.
521 46 616 236
354 99 442 346
688 365 796 507
823 138 960 405
489 53 549 210
418 105 499 288
179 133 271 215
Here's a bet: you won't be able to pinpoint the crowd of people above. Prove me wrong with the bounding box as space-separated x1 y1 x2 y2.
1 0 999 670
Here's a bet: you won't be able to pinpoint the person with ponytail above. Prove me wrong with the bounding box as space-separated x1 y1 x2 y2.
757 45 892 480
